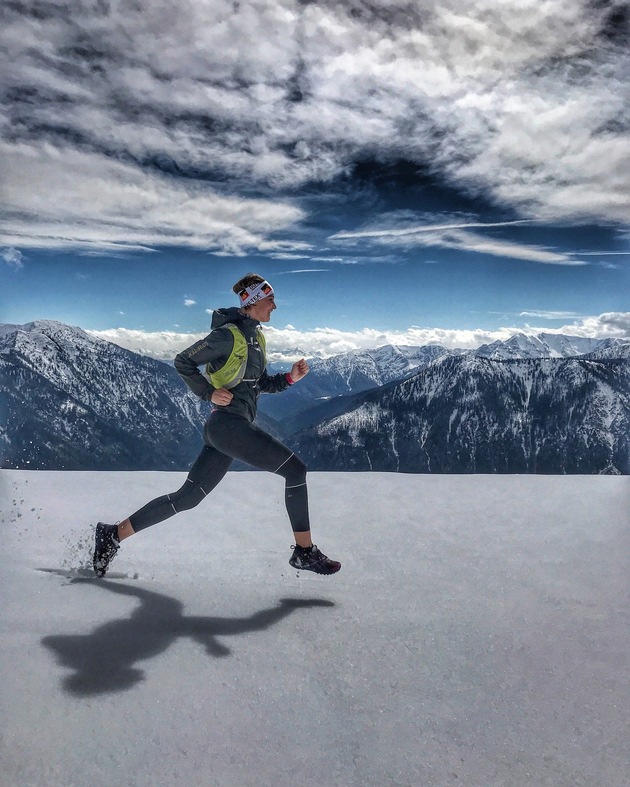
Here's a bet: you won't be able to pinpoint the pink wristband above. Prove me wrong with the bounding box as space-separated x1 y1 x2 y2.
286 372 295 385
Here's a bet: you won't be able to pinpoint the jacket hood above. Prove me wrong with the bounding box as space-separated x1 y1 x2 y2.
211 307 259 330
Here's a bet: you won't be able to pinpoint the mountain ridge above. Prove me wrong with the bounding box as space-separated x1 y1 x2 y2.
291 352 630 474
2 320 628 473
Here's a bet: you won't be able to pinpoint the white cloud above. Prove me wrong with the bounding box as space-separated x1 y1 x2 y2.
332 219 534 240
331 220 585 265
87 328 203 361
257 240 314 253
571 312 630 339
0 141 305 253
1 247 24 268
267 253 311 260
1 0 628 253
519 310 583 320
87 312 630 361
577 251 630 256
184 299 196 307
274 268 329 274
309 256 352 263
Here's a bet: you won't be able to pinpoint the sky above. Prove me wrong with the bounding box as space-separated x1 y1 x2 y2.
1 0 629 359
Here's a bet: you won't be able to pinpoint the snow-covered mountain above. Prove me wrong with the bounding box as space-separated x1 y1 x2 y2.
2 320 628 473
261 332 627 425
309 343 449 388
0 320 210 470
258 343 448 423
581 339 630 361
292 353 630 474
474 332 623 360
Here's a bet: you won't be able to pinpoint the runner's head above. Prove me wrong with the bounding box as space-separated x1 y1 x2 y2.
233 273 276 322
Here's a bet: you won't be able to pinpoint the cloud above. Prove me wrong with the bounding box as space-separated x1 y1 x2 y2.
1 0 628 255
267 253 311 260
331 219 586 265
87 311 630 360
572 312 630 339
184 299 196 307
87 327 203 361
577 251 630 256
332 219 535 240
309 256 352 263
519 310 583 320
2 247 24 268
274 268 329 274
0 141 304 253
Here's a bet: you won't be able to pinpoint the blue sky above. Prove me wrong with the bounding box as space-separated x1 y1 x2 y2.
1 1 628 359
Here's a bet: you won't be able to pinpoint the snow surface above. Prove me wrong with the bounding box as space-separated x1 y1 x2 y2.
1 470 628 787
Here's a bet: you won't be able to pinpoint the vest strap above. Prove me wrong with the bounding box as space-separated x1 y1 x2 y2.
204 324 266 389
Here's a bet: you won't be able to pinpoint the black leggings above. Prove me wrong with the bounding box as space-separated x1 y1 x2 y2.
129 411 310 533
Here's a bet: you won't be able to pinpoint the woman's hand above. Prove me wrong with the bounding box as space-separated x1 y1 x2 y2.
211 387 233 406
290 358 310 383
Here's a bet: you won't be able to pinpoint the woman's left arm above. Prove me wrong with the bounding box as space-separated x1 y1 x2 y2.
257 358 309 394
289 359 309 382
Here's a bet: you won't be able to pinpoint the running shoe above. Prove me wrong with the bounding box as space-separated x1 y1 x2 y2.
93 522 120 578
289 544 341 575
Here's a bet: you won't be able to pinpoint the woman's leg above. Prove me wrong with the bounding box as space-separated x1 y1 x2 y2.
205 414 312 545
117 445 233 541
205 416 340 573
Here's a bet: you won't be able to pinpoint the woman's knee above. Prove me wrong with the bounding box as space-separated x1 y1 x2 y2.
277 453 307 485
170 481 207 512
176 490 206 512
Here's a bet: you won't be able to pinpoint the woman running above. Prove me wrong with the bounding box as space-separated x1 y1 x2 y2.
92 273 341 578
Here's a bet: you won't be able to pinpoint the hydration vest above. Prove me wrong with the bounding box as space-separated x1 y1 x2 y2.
205 323 267 390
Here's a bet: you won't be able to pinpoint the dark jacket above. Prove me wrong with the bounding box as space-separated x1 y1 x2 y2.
174 307 289 422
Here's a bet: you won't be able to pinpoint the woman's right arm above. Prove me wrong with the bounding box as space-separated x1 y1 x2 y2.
174 330 229 400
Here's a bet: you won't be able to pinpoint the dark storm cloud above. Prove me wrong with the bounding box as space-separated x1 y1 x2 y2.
1 0 628 252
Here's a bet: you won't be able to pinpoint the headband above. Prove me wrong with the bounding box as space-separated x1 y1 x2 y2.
238 280 274 308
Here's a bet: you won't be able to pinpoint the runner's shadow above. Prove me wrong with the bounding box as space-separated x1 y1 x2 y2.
41 580 334 697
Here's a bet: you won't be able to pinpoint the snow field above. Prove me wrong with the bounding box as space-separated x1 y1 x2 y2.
1 470 628 787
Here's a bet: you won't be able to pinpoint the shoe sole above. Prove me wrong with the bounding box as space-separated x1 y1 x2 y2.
93 524 119 578
289 560 341 575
